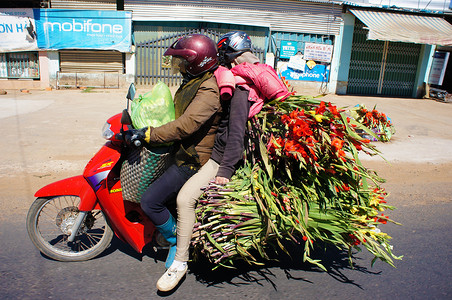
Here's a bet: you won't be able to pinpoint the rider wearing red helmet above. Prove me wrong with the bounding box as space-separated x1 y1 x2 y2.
165 33 218 77
130 34 221 291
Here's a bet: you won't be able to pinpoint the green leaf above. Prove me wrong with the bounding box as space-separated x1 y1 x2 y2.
259 138 273 179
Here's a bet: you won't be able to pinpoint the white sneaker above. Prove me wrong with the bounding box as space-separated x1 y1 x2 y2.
156 265 188 292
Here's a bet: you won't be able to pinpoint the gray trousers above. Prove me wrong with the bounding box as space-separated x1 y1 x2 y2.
174 159 219 262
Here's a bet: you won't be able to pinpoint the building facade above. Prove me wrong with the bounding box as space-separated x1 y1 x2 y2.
2 0 452 97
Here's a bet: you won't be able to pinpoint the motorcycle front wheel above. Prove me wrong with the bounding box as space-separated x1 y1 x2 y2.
26 196 114 262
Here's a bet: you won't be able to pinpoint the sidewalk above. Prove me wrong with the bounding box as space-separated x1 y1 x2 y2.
2 87 452 163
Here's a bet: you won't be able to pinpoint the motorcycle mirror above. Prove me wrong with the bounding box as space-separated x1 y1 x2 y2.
121 109 132 125
126 83 136 101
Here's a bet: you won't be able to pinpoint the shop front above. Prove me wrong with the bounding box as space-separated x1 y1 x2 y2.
51 0 344 92
0 8 46 89
125 0 343 92
337 8 452 98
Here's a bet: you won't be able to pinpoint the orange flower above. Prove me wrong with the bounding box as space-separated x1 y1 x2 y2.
331 138 344 151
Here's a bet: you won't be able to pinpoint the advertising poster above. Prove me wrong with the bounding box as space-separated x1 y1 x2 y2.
279 61 330 82
303 42 333 63
34 9 132 52
428 51 450 85
0 8 38 52
278 41 331 82
280 41 297 59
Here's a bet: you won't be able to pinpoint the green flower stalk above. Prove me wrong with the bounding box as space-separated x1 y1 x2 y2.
192 95 402 270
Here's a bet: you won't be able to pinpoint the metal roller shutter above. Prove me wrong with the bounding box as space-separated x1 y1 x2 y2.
126 0 342 35
51 0 343 36
59 51 124 73
50 0 116 10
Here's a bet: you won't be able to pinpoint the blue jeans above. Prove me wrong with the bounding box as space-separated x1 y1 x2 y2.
140 164 197 226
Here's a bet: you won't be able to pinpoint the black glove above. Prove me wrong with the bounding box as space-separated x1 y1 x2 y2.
123 127 149 145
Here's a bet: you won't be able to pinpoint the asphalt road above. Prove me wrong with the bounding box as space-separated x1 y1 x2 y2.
1 88 451 299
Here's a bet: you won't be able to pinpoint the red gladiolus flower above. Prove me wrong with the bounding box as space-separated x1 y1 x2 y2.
284 139 298 152
306 136 317 146
281 114 291 124
326 168 336 175
289 109 299 120
315 101 326 115
377 214 388 224
327 102 341 117
331 138 344 151
352 141 362 151
292 119 312 138
302 236 308 241
349 234 361 245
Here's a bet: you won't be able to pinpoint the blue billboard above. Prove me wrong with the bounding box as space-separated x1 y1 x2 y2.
34 9 132 52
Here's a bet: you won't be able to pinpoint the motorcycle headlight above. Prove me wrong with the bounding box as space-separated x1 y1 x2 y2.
101 122 114 140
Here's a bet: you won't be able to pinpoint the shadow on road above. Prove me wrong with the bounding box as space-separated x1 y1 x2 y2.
36 231 382 293
186 242 380 290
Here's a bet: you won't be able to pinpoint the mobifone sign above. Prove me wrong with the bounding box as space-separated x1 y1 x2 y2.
34 9 132 52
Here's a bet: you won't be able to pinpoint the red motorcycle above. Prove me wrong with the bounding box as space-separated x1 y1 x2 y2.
26 84 169 261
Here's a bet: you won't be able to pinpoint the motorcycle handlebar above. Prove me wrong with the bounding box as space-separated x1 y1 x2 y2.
116 130 143 147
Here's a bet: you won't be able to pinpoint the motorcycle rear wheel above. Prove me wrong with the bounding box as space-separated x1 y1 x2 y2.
26 196 114 262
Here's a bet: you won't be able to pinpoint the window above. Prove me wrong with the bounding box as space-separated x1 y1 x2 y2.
0 52 40 79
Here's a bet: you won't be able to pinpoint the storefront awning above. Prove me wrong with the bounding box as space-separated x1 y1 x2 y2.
350 9 452 46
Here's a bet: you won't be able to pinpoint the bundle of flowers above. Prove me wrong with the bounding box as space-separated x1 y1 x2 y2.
349 104 395 142
191 95 402 270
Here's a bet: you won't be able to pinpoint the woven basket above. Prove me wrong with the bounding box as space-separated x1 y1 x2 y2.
120 146 172 203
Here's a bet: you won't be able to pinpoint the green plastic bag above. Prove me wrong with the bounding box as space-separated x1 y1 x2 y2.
131 81 175 129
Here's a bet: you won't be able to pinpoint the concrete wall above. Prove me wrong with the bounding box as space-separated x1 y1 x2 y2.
414 44 435 98
0 51 52 90
47 51 59 89
334 13 355 95
125 52 135 86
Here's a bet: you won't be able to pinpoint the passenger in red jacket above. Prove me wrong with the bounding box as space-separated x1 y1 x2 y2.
158 31 289 292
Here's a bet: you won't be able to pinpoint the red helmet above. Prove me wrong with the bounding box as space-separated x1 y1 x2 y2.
164 34 218 76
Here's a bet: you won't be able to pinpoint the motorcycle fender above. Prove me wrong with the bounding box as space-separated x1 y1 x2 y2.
34 175 99 211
